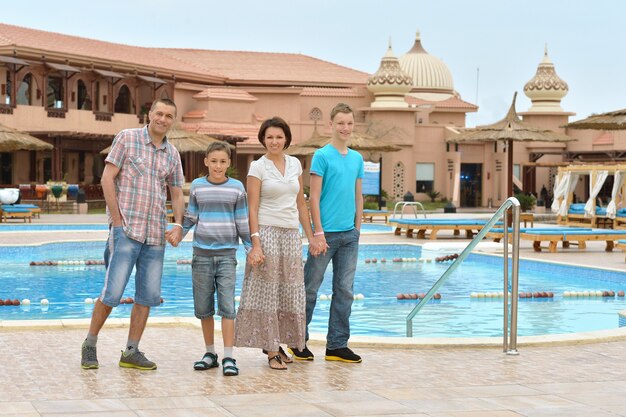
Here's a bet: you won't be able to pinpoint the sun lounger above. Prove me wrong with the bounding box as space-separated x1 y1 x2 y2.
519 213 534 227
520 229 626 253
362 209 389 223
565 203 610 228
487 227 592 242
389 218 495 239
0 206 33 223
614 208 626 229
3 204 41 219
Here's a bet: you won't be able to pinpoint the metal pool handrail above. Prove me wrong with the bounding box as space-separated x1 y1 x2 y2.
405 197 521 355
392 201 427 219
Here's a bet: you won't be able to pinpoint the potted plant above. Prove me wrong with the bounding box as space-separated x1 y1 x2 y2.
514 193 536 212
426 190 441 203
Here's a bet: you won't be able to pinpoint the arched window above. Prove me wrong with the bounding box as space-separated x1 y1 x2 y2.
77 80 91 110
308 107 322 122
114 85 132 114
17 73 34 105
47 74 64 108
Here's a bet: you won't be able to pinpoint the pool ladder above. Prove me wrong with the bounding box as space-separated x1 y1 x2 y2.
392 201 428 219
406 197 521 355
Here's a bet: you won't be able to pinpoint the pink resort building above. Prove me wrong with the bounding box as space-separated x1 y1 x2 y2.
0 23 624 208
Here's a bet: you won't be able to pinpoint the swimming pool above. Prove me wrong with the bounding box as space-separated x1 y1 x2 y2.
1 242 625 338
0 223 393 233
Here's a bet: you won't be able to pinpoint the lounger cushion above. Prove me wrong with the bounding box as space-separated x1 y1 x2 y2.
392 218 488 226
568 203 600 214
0 207 31 213
524 229 626 237
491 227 592 233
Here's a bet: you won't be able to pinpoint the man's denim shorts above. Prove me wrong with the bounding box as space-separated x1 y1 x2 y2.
100 226 165 307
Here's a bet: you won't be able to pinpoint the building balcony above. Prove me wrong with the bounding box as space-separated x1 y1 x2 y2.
0 105 143 137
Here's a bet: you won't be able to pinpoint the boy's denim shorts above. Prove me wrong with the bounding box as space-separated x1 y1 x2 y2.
101 226 165 307
191 254 237 319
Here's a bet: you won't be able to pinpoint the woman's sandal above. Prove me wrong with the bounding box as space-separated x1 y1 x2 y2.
222 357 239 376
268 354 287 370
193 352 219 371
262 346 293 364
278 346 293 363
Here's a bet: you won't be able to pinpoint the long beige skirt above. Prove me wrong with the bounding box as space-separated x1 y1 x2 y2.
234 225 306 351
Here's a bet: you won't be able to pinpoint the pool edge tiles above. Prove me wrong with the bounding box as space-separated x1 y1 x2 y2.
2 317 626 348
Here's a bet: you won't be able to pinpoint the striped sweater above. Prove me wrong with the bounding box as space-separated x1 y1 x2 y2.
182 176 251 256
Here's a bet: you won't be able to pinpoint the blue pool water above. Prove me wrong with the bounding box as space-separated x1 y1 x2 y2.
1 242 625 338
0 223 393 233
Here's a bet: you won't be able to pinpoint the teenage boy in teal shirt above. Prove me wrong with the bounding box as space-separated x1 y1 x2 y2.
289 103 364 363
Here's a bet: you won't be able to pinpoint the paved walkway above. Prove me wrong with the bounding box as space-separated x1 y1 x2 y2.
1 213 626 416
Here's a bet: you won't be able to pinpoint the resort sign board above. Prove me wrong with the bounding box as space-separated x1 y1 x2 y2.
362 161 380 196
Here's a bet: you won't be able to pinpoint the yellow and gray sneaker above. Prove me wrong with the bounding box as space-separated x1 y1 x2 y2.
81 341 99 369
119 350 157 370
325 347 362 363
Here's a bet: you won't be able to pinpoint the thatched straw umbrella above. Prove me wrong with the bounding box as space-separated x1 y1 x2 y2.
286 129 401 209
447 92 575 199
565 108 626 130
287 129 401 155
284 145 317 156
0 122 53 152
100 124 230 154
101 125 232 180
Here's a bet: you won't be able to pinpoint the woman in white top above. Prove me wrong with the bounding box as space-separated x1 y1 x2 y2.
234 117 325 370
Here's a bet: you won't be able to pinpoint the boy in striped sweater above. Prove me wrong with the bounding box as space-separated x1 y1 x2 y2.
174 141 251 376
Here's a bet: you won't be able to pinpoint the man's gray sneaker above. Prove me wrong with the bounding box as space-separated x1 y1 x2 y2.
81 341 99 369
118 350 157 370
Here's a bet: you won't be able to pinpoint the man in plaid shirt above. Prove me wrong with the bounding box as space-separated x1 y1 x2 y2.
81 98 185 370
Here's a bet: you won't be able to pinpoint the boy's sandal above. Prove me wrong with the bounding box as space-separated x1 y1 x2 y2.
268 354 287 370
262 347 293 363
193 352 219 371
222 357 239 376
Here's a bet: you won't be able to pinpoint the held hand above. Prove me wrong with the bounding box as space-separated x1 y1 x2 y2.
310 235 328 257
166 227 183 247
247 246 265 266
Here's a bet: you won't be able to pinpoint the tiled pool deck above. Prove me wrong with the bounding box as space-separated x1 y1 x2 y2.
1 214 626 416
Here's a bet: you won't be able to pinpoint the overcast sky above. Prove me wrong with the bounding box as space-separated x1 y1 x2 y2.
3 0 624 126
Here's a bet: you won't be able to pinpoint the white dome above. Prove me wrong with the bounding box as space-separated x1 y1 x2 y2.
399 31 454 100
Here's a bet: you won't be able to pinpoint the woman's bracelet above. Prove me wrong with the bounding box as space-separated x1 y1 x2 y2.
171 223 183 230
250 232 260 238
313 231 324 236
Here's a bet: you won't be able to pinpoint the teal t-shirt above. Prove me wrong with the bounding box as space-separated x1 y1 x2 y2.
310 144 364 232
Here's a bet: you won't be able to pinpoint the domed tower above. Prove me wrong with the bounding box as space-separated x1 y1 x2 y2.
399 30 455 101
367 40 413 108
523 45 569 112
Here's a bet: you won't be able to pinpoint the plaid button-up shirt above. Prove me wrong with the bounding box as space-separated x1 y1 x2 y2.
106 126 184 245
